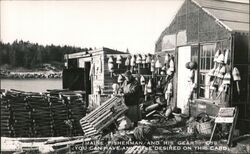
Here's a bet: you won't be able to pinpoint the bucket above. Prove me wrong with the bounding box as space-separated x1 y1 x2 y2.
196 121 212 135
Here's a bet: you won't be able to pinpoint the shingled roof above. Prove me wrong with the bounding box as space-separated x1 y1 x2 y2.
192 0 249 33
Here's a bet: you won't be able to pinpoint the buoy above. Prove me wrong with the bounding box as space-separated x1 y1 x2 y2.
117 74 123 83
130 55 135 66
169 59 174 71
140 75 145 85
217 54 225 64
147 79 152 93
146 55 151 63
155 59 162 68
125 57 130 66
136 54 142 64
108 56 114 63
217 65 226 79
155 59 162 74
222 73 231 85
130 55 136 73
232 67 241 95
165 53 170 64
224 49 229 64
112 83 119 94
108 63 114 71
116 55 122 68
214 49 221 62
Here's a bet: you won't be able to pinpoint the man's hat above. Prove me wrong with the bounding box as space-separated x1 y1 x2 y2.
172 107 182 116
123 70 132 77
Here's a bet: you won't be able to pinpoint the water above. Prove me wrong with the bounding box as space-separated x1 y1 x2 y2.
1 79 62 92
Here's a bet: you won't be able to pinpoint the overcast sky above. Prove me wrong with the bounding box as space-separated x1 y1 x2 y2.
0 0 248 54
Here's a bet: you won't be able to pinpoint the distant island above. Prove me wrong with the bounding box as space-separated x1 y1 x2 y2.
0 40 91 79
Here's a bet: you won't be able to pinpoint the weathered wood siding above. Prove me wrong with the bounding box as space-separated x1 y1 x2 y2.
232 33 250 133
155 0 230 53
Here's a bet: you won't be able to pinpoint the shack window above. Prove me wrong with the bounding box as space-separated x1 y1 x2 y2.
199 44 216 98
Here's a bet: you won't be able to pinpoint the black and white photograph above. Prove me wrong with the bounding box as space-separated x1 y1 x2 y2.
0 0 249 153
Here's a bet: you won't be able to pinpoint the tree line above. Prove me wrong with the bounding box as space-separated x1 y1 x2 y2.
0 40 92 69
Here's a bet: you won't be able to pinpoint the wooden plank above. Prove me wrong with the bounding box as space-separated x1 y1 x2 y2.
215 117 234 123
227 107 239 146
82 97 118 121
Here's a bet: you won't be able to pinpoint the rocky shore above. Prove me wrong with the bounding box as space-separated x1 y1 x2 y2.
0 70 62 79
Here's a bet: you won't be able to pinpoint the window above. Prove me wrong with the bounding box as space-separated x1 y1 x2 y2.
199 44 216 98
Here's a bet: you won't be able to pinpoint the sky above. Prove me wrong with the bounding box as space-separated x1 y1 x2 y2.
0 0 184 54
0 0 249 54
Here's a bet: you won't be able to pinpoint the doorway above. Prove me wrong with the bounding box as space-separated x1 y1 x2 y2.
177 46 191 113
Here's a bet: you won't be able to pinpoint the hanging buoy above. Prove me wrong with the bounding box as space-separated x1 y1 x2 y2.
150 59 155 74
169 59 174 71
217 54 225 64
108 63 114 77
165 53 170 64
217 65 226 79
224 49 229 64
125 57 130 66
142 54 146 68
112 83 119 94
108 56 114 63
166 82 173 95
117 74 123 83
232 67 241 95
155 59 162 68
214 49 221 63
140 75 145 85
155 59 162 75
223 73 231 85
136 54 142 64
130 55 135 66
222 72 231 93
147 79 152 93
146 55 151 63
108 63 114 71
116 55 122 68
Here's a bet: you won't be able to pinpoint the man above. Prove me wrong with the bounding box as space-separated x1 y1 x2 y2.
120 70 142 127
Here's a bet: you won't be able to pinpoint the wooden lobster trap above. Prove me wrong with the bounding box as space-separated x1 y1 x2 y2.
80 96 128 137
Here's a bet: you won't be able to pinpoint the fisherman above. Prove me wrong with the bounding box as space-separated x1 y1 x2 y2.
120 70 142 127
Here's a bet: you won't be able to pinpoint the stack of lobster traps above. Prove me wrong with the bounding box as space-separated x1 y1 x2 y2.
80 96 128 137
0 89 86 137
27 94 54 137
6 90 32 137
1 92 13 137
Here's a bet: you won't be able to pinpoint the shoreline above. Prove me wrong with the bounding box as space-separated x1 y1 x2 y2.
0 70 62 79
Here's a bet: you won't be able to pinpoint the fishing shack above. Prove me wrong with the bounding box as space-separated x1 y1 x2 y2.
64 47 129 108
155 0 249 133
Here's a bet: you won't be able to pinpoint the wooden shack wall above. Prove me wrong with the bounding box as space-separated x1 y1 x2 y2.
232 33 250 133
91 52 105 94
155 0 230 53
